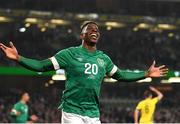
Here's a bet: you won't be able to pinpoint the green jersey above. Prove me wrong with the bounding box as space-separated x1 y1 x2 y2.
18 45 145 118
10 101 28 123
50 45 119 118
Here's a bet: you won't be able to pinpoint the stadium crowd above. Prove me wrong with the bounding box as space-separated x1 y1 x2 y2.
0 85 180 123
0 24 179 71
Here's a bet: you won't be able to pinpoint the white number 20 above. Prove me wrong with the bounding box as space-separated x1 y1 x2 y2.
84 63 98 75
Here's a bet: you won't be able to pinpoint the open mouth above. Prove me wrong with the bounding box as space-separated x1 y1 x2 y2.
90 33 98 40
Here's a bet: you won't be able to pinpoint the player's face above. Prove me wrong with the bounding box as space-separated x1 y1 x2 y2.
82 23 100 44
23 93 30 102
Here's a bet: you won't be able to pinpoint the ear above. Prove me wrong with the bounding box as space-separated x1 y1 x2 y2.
80 33 85 40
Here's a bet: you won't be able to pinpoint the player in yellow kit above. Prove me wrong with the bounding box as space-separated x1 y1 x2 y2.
134 86 163 124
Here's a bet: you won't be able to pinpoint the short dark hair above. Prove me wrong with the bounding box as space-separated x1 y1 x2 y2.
80 21 98 33
19 91 28 98
143 90 153 98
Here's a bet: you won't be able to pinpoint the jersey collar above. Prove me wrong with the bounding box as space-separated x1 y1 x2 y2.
79 45 98 55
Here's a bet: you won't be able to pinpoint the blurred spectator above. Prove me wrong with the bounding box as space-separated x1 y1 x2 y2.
0 86 180 123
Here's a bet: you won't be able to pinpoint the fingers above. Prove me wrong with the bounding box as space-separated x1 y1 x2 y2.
160 74 167 77
157 67 169 77
0 43 7 52
160 72 168 76
9 41 15 48
160 68 169 72
158 65 169 76
150 60 156 68
160 68 168 73
159 72 167 77
158 65 165 69
160 67 168 73
160 70 168 76
152 60 156 66
0 43 8 49
0 45 6 52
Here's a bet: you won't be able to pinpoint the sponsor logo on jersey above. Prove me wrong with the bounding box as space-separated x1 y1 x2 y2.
97 58 104 66
77 57 83 62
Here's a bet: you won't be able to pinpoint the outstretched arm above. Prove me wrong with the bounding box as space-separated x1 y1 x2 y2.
19 56 53 72
111 61 168 82
0 42 54 72
149 86 163 100
112 69 146 82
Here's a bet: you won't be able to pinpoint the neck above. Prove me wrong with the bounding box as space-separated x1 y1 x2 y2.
20 100 26 104
82 40 96 52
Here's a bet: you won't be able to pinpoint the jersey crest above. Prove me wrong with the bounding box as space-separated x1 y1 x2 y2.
97 58 104 67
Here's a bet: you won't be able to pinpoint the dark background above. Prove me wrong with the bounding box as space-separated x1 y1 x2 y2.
0 0 180 123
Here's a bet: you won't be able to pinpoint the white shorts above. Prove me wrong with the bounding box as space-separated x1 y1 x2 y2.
61 110 101 124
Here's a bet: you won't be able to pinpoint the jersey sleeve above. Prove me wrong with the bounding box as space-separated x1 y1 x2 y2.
104 54 118 76
104 54 145 81
152 97 159 104
19 56 54 72
50 49 69 70
112 69 146 81
136 102 143 110
11 103 20 116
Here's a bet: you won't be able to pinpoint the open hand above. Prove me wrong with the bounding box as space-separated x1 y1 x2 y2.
0 42 20 61
146 61 168 77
